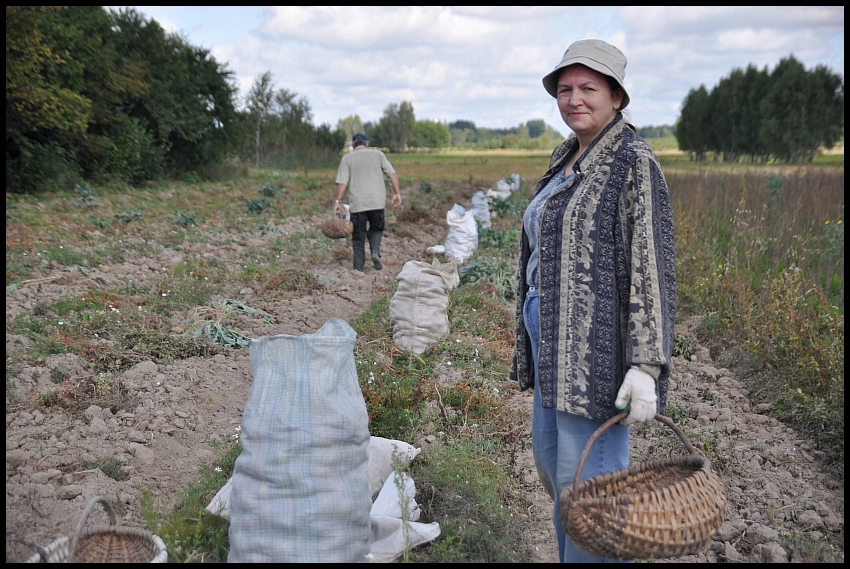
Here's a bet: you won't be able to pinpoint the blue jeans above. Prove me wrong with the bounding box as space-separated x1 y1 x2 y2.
524 289 630 563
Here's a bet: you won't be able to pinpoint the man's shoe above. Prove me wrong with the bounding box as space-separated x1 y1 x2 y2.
371 253 382 270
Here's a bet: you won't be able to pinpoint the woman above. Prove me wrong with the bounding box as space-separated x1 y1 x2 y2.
510 39 676 563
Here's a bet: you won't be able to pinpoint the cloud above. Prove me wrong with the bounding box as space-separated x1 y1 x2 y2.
259 6 518 51
136 6 844 129
618 6 843 39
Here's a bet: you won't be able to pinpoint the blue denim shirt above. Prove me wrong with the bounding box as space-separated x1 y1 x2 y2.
522 171 575 288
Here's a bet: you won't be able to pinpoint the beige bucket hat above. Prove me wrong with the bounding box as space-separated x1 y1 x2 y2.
542 39 630 110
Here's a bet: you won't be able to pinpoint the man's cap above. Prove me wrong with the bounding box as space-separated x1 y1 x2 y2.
352 132 368 142
542 39 630 110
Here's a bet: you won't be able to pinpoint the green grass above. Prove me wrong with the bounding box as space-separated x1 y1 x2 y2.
141 442 241 563
643 134 680 152
409 440 534 562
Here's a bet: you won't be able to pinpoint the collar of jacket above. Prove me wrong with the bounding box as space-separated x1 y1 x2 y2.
536 112 628 193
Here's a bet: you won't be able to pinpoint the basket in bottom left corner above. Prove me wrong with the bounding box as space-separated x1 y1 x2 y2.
26 496 168 563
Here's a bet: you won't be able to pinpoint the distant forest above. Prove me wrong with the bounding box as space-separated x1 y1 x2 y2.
6 6 345 194
676 56 844 163
9 7 841 194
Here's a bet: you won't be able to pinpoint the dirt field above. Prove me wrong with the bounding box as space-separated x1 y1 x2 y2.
5 181 844 563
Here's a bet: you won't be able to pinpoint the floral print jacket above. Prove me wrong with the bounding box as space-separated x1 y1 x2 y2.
511 113 676 422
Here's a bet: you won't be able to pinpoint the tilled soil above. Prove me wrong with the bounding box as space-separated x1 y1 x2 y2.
6 197 844 563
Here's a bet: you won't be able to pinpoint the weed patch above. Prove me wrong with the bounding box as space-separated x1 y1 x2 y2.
86 454 128 481
142 442 241 563
259 183 283 197
670 168 844 464
478 226 521 252
258 268 324 299
458 257 515 300
490 191 529 220
409 440 533 562
115 210 143 223
243 197 273 214
171 212 199 227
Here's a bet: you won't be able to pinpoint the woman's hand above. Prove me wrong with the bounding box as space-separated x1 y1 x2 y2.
615 367 657 425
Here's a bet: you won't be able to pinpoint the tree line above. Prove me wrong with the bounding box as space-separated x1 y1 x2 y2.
675 55 844 163
7 5 565 194
7 7 239 192
334 107 567 153
6 7 343 193
242 71 344 170
448 119 565 150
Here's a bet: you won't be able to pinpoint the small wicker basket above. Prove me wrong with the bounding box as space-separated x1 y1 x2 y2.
26 496 167 563
560 412 726 560
321 215 353 239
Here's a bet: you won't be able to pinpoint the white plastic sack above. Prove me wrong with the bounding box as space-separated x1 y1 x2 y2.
470 190 491 229
206 476 233 519
228 319 371 563
390 259 459 355
367 437 421 500
369 472 441 563
485 174 520 201
486 180 512 201
444 206 478 265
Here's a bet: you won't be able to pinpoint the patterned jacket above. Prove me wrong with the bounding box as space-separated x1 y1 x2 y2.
510 113 676 422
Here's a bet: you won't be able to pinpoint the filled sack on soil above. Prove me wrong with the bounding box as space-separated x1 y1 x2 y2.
389 259 459 356
470 190 492 229
228 319 371 563
444 205 478 265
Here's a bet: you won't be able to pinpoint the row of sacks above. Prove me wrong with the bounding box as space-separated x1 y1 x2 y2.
428 174 522 264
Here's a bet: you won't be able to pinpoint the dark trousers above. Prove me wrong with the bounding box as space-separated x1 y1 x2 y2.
350 209 385 270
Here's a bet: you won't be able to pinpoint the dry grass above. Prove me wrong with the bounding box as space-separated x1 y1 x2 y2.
670 166 844 464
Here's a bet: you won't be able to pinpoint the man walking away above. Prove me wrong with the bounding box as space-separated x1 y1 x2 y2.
334 132 402 271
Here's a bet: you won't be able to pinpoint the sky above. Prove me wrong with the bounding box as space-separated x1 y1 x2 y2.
122 6 844 133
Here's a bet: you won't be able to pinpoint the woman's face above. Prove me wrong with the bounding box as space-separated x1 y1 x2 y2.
556 65 622 145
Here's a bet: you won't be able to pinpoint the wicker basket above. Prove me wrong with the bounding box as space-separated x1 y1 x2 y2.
559 412 726 560
26 496 167 563
321 215 353 239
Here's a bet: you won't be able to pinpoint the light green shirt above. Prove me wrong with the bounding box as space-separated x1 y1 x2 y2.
335 147 396 213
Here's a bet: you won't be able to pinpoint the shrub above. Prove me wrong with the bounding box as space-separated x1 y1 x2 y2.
74 183 95 204
115 210 143 223
172 212 198 227
458 257 515 300
490 192 528 219
244 198 273 214
259 183 283 197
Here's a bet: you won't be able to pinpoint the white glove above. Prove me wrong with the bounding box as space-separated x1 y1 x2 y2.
615 367 657 425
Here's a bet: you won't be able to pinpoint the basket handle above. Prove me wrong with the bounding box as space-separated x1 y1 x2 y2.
66 496 118 563
570 412 697 501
